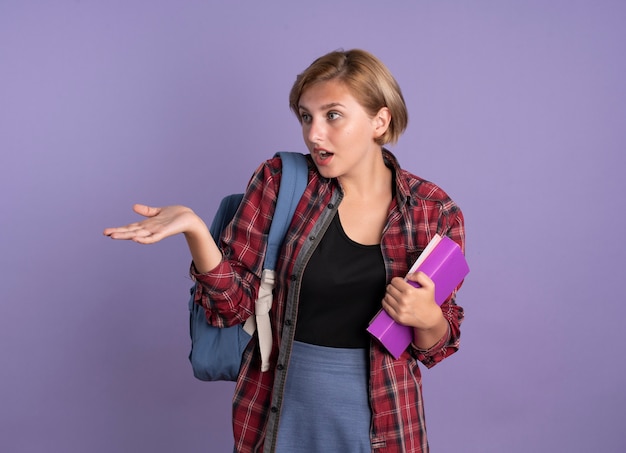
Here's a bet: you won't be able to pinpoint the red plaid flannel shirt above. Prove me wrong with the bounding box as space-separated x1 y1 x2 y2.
193 150 466 452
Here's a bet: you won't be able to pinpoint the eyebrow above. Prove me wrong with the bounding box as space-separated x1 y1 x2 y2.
298 102 346 111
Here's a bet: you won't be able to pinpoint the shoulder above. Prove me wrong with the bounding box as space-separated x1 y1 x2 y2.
244 153 322 208
385 149 460 212
257 152 314 177
403 170 464 230
400 168 456 206
395 166 465 249
246 155 288 194
256 152 320 189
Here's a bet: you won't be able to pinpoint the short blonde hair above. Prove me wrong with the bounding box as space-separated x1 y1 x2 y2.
289 49 408 145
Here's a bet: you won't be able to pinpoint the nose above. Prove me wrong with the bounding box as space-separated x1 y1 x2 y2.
305 117 324 145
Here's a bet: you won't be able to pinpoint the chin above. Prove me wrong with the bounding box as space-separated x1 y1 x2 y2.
313 165 338 179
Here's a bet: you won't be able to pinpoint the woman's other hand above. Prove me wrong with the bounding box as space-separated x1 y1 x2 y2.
382 272 449 350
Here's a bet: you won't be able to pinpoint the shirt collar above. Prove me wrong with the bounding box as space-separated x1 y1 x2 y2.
382 148 413 209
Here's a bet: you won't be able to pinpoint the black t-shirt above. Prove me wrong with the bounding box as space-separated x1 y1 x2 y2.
296 213 387 348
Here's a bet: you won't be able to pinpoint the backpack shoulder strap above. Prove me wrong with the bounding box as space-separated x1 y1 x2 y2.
248 152 308 372
263 152 308 270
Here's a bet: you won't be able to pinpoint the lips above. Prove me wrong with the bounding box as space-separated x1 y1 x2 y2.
313 148 334 166
314 147 333 158
318 150 332 158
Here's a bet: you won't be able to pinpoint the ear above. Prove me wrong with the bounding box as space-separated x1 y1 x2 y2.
372 107 391 139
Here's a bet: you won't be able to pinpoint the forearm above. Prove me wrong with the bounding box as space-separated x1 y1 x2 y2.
184 215 223 273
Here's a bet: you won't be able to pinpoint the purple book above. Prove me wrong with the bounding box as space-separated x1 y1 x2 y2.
367 234 469 359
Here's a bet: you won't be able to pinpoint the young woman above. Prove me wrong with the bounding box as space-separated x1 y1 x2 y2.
105 49 466 453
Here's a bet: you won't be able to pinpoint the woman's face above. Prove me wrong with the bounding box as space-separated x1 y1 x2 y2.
297 79 387 180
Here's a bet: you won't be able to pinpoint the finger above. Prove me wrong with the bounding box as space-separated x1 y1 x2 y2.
383 285 404 312
133 204 161 218
406 271 434 290
381 296 397 317
106 224 153 239
104 227 132 237
103 223 144 236
384 282 399 302
387 277 408 292
106 230 141 240
132 231 166 244
381 296 408 324
387 277 419 297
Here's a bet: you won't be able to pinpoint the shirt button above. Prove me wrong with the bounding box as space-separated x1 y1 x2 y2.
328 203 334 209
290 275 297 281
285 319 292 326
309 235 315 241
271 406 278 413
277 364 284 371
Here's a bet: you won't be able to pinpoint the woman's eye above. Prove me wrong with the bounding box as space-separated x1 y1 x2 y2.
300 112 311 123
327 112 340 120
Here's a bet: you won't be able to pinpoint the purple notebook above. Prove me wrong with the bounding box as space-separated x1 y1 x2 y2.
367 234 469 359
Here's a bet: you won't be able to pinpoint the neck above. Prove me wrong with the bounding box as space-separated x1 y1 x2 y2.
338 151 392 200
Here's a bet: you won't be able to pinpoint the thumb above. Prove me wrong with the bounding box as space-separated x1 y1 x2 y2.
406 271 434 290
132 203 161 218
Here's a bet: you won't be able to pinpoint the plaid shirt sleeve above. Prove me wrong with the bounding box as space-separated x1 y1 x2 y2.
409 194 465 368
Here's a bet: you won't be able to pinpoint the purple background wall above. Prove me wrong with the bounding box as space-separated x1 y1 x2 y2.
1 1 624 452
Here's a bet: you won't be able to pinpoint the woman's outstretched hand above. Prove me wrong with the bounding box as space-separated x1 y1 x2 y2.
104 204 221 272
103 204 204 244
